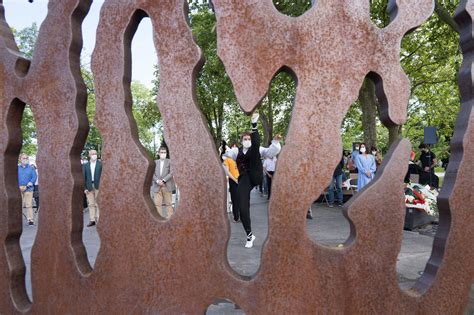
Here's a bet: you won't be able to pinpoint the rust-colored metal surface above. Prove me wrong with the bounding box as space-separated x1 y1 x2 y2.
0 0 473 313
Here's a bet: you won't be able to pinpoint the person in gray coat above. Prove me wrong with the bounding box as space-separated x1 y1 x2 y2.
151 147 176 218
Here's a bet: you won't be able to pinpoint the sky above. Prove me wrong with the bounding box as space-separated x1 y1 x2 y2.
4 0 157 88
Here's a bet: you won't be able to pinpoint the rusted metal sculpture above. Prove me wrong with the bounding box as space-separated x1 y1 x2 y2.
0 0 472 313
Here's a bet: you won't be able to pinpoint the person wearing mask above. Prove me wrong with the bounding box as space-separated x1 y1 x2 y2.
418 143 439 188
328 153 344 207
235 113 281 248
18 153 37 225
152 147 176 218
348 143 360 172
371 146 383 173
223 149 240 222
263 156 277 200
83 149 102 227
354 143 376 191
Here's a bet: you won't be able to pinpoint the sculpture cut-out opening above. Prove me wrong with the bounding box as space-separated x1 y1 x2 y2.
123 10 177 221
206 299 245 314
129 16 170 219
4 98 37 310
305 91 360 247
393 5 460 292
272 0 313 18
80 41 103 271
369 1 389 29
17 104 39 303
218 68 294 276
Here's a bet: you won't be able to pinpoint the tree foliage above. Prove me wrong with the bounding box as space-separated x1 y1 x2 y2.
13 1 463 163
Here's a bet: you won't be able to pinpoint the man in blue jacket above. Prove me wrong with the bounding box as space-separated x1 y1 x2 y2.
18 153 37 226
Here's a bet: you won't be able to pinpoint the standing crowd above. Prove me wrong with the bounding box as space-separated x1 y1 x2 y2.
17 120 442 251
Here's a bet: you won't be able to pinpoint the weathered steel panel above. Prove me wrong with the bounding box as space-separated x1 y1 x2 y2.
0 0 472 313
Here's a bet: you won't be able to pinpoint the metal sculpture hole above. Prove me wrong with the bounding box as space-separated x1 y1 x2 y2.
369 1 389 29
4 99 36 310
206 299 245 314
224 70 294 276
394 7 460 292
129 16 174 220
305 97 360 247
17 104 38 303
272 0 313 17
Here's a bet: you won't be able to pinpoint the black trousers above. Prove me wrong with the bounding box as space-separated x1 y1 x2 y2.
237 174 253 235
229 179 240 221
420 171 439 189
266 171 274 200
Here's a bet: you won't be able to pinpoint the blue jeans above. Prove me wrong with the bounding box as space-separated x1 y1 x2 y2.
328 174 343 204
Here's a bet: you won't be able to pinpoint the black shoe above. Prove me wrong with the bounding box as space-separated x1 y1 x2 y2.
87 221 96 227
306 213 313 220
337 202 344 207
28 221 34 226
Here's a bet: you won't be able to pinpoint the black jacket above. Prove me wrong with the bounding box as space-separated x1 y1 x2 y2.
83 160 102 191
236 129 262 186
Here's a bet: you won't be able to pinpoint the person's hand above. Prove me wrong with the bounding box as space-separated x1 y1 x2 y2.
84 190 89 194
251 112 259 124
27 182 33 187
20 186 26 192
156 179 160 184
424 167 430 172
365 171 371 178
233 178 239 184
274 134 282 141
158 180 165 186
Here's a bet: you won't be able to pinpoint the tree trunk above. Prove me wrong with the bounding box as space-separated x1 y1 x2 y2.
267 90 274 144
388 125 402 147
260 111 271 146
359 78 378 149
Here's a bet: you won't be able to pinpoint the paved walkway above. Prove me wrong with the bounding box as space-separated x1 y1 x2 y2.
18 190 473 313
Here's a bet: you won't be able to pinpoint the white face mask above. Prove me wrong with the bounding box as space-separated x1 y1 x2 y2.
360 147 366 153
90 155 97 161
242 140 251 149
231 147 239 156
159 153 167 160
355 147 359 151
21 159 28 165
372 151 377 155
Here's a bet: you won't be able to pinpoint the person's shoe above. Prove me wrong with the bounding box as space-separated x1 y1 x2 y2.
337 202 344 207
87 221 96 227
328 203 334 208
28 220 34 226
306 212 313 220
245 234 256 248
233 218 240 223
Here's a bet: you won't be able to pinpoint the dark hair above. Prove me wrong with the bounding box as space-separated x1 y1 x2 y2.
240 131 251 142
158 147 168 153
370 146 377 152
419 143 428 149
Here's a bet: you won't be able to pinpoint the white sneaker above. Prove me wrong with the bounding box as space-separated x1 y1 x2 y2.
245 234 256 248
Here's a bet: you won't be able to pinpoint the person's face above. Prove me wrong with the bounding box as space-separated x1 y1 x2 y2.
20 155 28 165
242 135 251 142
159 150 167 159
89 150 97 158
